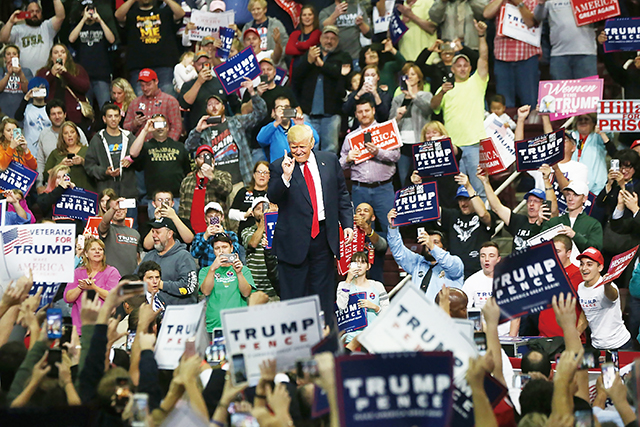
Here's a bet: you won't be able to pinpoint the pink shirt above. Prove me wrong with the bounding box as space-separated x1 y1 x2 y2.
64 265 121 333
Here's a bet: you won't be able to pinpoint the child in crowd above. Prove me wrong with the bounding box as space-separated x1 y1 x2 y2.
485 93 516 131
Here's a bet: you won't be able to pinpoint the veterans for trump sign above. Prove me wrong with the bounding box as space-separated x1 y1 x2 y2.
346 120 401 165
598 100 640 132
515 129 565 172
335 352 454 427
492 241 575 323
392 182 440 226
221 296 323 384
412 138 459 178
538 78 603 121
570 0 620 27
604 18 640 52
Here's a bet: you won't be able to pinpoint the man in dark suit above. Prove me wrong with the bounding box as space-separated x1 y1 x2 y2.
268 124 354 322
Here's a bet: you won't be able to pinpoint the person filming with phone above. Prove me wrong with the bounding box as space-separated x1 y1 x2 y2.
0 118 37 171
99 196 140 276
191 202 241 269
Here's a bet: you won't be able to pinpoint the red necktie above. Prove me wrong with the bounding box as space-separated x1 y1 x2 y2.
303 162 319 238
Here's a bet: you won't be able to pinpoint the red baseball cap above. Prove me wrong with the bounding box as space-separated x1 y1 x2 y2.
243 28 260 40
577 247 604 265
196 145 214 157
631 140 640 150
138 68 158 82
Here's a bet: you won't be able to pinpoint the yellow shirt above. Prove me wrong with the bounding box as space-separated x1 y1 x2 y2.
398 0 437 61
434 71 488 147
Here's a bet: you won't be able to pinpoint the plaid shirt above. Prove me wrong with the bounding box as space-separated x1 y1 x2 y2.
493 0 542 62
178 169 233 220
190 230 240 269
122 90 183 141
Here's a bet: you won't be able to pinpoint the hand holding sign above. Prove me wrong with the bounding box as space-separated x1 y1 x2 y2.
466 353 494 389
343 227 354 245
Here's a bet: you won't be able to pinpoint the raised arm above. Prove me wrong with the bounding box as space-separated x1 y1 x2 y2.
51 0 66 33
477 167 511 225
475 20 489 80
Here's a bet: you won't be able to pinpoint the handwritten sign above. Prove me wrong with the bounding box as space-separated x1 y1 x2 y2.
335 292 368 333
214 47 261 95
188 10 235 41
570 0 620 27
602 245 638 285
0 161 38 195
604 18 640 52
264 212 278 250
53 188 98 221
498 3 541 47
346 120 401 165
393 182 440 226
493 241 575 323
598 100 640 132
538 78 603 121
412 138 459 178
515 129 565 172
216 27 235 61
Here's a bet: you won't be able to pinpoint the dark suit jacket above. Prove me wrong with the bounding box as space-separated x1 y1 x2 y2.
268 151 353 265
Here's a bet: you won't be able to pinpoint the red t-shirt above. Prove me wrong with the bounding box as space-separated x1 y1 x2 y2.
538 263 584 338
190 177 209 234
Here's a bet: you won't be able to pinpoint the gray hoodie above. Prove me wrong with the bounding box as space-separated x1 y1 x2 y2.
139 240 198 306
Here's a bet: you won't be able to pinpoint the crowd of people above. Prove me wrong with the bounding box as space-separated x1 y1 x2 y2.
0 0 640 425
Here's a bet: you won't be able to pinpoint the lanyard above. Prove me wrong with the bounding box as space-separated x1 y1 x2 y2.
98 129 129 181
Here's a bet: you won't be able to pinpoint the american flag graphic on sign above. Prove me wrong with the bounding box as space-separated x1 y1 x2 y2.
3 227 33 255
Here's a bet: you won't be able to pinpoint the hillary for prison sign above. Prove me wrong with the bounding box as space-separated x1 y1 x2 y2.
221 296 323 384
492 241 575 323
598 100 640 132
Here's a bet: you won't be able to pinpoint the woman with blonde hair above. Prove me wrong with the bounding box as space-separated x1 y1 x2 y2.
0 118 37 170
110 78 136 120
241 0 288 65
36 43 90 127
44 121 95 191
64 236 121 333
36 164 74 218
174 51 197 93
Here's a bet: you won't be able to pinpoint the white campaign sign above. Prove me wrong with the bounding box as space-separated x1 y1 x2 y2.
154 301 207 370
484 113 516 169
221 296 323 384
526 223 565 247
0 224 75 283
189 10 235 41
500 3 541 47
358 285 477 383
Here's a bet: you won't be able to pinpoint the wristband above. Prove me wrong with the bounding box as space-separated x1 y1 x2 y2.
254 394 267 399
478 34 486 37
367 229 375 237
470 194 479 199
545 187 553 190
124 156 133 163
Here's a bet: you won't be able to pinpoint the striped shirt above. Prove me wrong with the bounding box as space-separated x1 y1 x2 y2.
241 224 277 297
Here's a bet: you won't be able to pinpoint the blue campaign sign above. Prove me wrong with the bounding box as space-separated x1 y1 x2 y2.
556 188 597 217
53 187 99 221
29 282 62 311
216 27 235 61
604 18 640 52
515 129 565 172
335 351 454 427
412 138 459 178
492 240 575 323
274 67 288 86
451 375 509 427
312 385 331 418
0 161 38 195
214 47 261 95
389 4 409 45
335 292 368 333
393 182 440 226
264 212 278 249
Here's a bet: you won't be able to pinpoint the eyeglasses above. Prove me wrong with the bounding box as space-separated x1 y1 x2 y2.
255 170 270 175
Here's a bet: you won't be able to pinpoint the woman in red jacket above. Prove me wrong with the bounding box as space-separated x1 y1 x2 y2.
36 43 91 132
285 5 321 83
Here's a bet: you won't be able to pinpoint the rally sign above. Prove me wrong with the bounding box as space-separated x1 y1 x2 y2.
389 5 409 45
484 114 516 168
393 182 440 226
515 129 565 172
335 292 368 333
556 190 597 216
155 300 208 370
188 10 235 41
29 282 62 310
338 225 365 276
526 223 565 247
604 18 640 52
0 224 75 283
598 100 640 132
274 67 289 86
538 78 603 121
602 245 639 285
335 352 454 427
497 3 541 47
216 27 235 61
312 386 331 418
214 47 261 95
0 161 37 195
492 241 575 323
570 0 620 27
479 138 509 175
221 295 323 384
53 188 98 221
264 211 278 249
83 216 134 237
346 120 402 165
451 375 509 427
412 138 459 178
274 0 302 27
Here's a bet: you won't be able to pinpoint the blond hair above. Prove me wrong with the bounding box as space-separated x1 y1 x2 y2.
421 121 449 141
248 0 267 10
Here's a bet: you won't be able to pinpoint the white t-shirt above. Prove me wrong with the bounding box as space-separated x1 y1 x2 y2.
10 19 57 75
578 278 630 349
463 270 512 336
531 160 589 191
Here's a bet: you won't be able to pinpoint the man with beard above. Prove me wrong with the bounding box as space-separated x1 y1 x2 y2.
387 208 464 301
0 0 66 75
99 196 141 276
139 217 198 305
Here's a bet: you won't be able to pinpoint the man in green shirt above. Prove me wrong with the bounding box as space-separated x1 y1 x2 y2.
199 233 255 332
